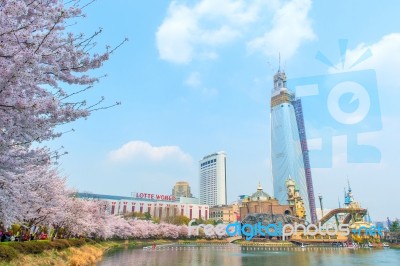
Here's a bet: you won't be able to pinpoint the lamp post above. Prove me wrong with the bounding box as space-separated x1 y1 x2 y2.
319 194 324 219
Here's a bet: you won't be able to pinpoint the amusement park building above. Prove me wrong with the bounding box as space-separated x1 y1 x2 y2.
209 203 240 223
77 192 209 220
239 183 298 220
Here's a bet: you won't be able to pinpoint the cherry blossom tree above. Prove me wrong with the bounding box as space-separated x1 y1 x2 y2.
178 225 188 238
51 195 95 239
50 195 118 239
0 0 124 172
0 2 199 242
0 0 125 231
0 161 67 228
108 215 134 239
159 223 179 239
22 166 69 227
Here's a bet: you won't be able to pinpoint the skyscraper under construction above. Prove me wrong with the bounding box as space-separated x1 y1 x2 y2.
270 69 317 223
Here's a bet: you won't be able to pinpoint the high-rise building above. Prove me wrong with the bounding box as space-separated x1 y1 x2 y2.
199 151 227 206
270 69 317 223
172 181 193 199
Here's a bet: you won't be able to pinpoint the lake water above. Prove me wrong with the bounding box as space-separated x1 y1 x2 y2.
97 245 400 266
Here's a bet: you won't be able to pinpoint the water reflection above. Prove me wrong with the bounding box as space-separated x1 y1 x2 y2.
97 246 400 266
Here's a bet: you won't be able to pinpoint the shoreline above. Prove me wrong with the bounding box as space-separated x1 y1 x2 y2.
1 239 399 265
0 240 113 266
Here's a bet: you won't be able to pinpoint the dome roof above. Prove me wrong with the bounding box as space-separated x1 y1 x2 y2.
249 182 272 201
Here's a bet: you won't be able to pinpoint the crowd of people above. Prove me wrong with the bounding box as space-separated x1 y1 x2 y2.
0 226 50 242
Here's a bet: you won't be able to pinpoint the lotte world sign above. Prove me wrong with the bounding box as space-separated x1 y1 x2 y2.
132 192 177 201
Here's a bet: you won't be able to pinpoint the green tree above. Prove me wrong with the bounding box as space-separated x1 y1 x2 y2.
174 215 190 225
123 212 145 219
390 220 399 231
163 215 190 225
195 218 205 225
144 212 152 220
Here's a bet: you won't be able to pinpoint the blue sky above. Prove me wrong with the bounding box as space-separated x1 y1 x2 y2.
50 0 400 221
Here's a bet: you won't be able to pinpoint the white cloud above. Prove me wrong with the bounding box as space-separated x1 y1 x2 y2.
108 141 192 164
156 0 248 64
157 0 313 64
184 71 201 87
330 33 400 92
156 3 197 64
247 0 315 59
194 0 262 25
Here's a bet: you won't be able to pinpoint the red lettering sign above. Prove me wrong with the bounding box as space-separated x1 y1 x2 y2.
134 192 176 201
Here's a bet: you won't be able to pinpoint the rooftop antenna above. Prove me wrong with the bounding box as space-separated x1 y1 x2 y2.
318 194 324 218
278 52 281 72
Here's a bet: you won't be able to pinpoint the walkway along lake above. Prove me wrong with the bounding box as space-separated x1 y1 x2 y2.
97 244 400 266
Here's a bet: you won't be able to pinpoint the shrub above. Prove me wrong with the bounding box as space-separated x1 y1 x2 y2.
49 239 70 250
0 238 91 260
68 239 86 247
8 240 49 254
7 242 26 253
0 245 18 261
20 241 49 254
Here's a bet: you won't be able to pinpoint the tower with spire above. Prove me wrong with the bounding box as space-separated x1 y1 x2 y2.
344 181 354 206
286 177 306 219
270 61 317 223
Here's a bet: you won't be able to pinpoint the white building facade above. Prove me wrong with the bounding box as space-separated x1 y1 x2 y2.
199 151 227 206
77 193 209 220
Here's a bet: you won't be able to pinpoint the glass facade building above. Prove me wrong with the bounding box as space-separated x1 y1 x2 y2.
270 70 316 222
